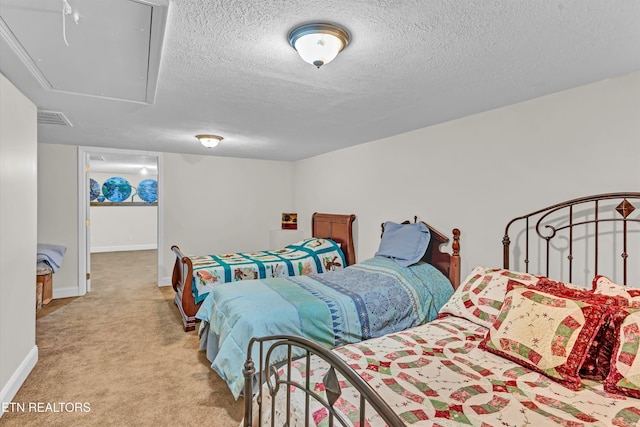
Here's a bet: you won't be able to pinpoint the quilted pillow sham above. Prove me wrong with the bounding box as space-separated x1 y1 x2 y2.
479 280 608 390
531 278 630 381
437 266 540 328
604 307 640 398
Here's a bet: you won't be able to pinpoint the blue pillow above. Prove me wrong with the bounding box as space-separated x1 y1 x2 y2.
374 221 431 267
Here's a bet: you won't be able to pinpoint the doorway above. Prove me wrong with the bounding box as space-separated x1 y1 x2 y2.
78 147 162 295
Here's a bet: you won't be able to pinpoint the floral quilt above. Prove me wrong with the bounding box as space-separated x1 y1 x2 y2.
256 316 640 427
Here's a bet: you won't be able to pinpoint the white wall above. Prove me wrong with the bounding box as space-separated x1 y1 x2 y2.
161 153 294 282
37 144 79 299
0 74 38 411
293 72 640 286
36 149 295 291
90 172 157 252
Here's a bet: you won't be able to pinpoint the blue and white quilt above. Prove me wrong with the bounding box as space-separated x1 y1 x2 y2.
189 238 345 304
195 257 454 399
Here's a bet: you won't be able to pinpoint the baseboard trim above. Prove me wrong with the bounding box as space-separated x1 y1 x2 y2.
0 345 38 417
91 244 157 253
52 277 168 299
53 287 82 299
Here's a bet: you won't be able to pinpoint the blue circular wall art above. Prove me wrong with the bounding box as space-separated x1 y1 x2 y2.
102 177 132 202
89 178 101 201
137 179 158 203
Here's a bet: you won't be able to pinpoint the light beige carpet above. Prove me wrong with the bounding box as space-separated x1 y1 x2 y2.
1 250 243 426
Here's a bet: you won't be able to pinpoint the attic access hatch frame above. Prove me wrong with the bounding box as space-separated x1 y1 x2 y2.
0 0 169 105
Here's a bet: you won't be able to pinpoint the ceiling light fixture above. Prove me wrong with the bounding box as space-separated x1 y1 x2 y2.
288 23 350 68
196 134 223 149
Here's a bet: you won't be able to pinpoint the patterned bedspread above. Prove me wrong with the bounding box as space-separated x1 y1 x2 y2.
189 238 345 304
196 257 454 399
258 316 640 426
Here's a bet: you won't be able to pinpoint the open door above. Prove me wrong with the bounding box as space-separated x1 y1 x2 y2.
85 155 92 293
78 150 91 294
78 146 161 297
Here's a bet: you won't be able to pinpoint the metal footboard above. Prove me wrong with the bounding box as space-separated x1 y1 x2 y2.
243 335 404 427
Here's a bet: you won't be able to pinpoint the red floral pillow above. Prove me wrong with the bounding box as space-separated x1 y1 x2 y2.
479 280 608 390
593 275 640 306
604 307 640 398
584 308 634 382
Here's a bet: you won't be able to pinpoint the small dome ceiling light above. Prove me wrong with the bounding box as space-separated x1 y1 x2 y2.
196 134 223 149
288 23 350 68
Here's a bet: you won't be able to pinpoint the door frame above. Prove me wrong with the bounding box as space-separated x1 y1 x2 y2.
77 146 163 295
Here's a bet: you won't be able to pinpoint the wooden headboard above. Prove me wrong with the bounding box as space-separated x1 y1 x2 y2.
312 213 356 266
381 217 461 289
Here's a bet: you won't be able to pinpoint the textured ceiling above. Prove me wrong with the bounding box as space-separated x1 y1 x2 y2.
1 0 639 161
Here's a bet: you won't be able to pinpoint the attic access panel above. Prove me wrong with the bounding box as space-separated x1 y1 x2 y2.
0 0 165 103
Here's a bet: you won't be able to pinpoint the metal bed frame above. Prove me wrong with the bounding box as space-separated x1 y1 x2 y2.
243 335 405 427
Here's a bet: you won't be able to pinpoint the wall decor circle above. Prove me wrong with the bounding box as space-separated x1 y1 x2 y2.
89 178 101 201
137 179 158 203
102 177 132 202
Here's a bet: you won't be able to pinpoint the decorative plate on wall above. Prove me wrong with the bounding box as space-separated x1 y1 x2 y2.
89 178 101 201
102 177 132 203
137 179 158 203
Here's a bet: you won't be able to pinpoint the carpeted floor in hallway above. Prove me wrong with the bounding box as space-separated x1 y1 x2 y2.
1 250 243 426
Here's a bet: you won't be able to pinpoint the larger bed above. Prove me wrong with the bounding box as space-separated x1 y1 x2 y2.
244 192 640 427
171 212 356 331
198 218 462 399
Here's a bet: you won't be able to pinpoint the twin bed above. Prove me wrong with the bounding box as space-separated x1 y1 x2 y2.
196 219 462 398
171 212 356 331
243 193 640 426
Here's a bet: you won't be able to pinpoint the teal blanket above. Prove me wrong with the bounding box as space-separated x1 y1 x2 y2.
196 257 454 399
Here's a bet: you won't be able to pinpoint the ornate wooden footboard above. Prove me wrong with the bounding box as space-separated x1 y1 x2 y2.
171 213 357 331
243 335 404 427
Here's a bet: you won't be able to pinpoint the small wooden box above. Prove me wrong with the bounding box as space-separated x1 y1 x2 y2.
36 268 53 305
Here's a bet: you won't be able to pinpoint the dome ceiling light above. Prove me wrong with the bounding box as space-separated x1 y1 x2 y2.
288 23 350 68
196 134 223 149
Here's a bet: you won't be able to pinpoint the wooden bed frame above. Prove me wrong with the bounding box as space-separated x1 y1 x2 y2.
171 212 357 331
243 193 640 426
